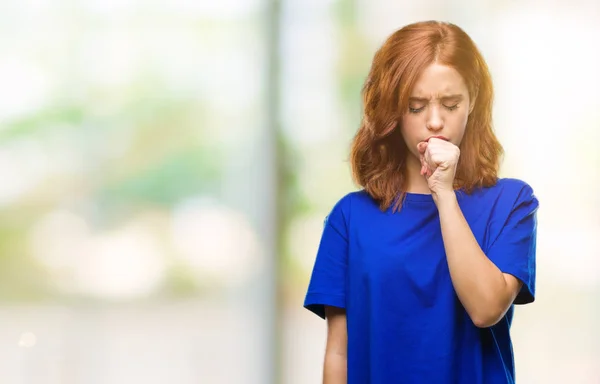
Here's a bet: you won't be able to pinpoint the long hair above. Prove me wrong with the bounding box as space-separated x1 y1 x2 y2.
350 21 503 212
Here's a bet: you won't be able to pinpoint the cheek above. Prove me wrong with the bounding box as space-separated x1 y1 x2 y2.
400 115 419 137
451 110 469 131
399 116 422 155
461 110 469 126
451 111 469 143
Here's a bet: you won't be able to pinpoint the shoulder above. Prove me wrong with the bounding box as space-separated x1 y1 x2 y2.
490 178 539 209
475 178 539 227
493 177 535 195
469 178 538 207
461 178 538 227
325 190 378 227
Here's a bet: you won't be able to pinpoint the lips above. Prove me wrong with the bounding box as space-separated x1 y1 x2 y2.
425 135 449 142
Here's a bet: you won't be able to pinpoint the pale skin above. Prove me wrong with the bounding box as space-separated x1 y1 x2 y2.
323 63 523 383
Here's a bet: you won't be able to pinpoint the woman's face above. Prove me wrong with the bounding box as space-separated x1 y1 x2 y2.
400 63 471 159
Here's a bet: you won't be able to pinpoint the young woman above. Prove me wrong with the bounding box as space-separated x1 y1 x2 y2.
304 21 539 383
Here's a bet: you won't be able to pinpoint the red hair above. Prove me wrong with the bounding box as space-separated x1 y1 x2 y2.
350 21 503 211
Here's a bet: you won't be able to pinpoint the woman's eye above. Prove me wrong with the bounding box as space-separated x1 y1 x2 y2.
409 104 459 113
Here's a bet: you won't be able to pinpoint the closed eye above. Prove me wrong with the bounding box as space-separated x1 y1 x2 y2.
409 104 458 113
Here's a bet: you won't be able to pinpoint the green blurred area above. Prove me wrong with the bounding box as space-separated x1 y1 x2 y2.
0 0 369 303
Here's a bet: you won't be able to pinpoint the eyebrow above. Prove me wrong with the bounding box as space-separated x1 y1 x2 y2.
409 94 464 102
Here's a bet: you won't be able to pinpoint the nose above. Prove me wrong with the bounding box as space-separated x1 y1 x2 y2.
426 105 443 132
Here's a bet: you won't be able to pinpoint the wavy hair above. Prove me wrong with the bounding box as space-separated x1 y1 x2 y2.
350 21 503 211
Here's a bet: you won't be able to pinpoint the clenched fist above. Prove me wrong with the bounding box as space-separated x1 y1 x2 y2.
417 137 460 195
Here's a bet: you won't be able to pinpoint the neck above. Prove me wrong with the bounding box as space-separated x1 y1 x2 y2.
404 155 431 194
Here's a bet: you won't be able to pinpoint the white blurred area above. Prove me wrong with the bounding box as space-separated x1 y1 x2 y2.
0 0 596 383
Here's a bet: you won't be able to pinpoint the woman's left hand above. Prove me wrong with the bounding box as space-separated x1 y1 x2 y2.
417 137 460 195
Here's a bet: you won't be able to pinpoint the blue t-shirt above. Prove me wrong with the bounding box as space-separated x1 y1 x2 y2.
304 178 538 384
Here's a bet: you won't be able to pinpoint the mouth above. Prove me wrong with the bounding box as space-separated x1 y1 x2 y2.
425 135 449 142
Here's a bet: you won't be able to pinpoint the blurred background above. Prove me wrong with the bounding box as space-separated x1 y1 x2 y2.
0 0 598 383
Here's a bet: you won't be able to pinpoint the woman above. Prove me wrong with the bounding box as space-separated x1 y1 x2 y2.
304 21 538 383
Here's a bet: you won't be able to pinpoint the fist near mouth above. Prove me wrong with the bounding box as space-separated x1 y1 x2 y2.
416 137 460 193
418 143 433 178
417 136 449 177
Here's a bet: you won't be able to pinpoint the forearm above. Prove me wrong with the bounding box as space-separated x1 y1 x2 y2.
435 192 514 327
323 353 347 384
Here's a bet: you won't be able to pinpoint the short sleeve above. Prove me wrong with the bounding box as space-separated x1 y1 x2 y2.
486 184 539 305
303 196 350 319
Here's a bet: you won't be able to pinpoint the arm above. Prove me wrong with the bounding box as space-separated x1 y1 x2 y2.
435 192 522 328
323 306 347 384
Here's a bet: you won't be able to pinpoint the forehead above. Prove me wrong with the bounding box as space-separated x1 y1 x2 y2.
410 63 468 97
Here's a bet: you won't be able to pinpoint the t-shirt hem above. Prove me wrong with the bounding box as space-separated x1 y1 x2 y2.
498 269 535 305
304 293 346 319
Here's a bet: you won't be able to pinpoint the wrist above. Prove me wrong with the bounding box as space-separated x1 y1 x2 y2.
432 189 458 208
